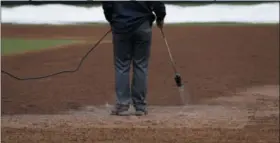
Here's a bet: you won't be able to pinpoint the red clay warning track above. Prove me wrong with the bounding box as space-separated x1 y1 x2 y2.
1 24 279 142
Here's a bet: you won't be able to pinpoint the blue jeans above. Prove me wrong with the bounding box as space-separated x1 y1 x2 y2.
112 21 152 110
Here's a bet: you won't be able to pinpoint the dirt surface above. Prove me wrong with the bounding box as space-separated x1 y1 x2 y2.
1 24 279 142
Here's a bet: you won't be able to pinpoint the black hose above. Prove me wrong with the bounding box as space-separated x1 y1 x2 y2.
1 29 111 80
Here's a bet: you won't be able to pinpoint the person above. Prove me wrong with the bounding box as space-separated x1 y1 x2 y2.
101 1 166 116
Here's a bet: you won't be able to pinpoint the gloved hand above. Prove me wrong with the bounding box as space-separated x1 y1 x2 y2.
156 19 164 29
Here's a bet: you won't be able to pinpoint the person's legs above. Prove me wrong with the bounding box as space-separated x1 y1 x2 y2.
131 21 152 115
111 32 133 115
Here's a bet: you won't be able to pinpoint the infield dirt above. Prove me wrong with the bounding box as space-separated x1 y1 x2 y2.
1 24 279 143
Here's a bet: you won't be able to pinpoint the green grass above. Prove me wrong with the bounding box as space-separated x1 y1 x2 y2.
1 38 79 55
2 22 278 30
2 22 277 30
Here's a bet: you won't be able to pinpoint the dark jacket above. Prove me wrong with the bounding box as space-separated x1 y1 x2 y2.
101 1 166 34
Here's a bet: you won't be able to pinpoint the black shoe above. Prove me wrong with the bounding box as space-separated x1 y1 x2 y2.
135 108 148 116
110 104 130 116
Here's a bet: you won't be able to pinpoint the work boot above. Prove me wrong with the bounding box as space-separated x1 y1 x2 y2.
110 104 130 116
